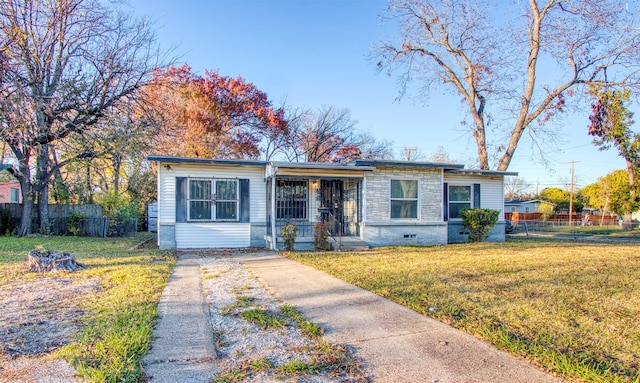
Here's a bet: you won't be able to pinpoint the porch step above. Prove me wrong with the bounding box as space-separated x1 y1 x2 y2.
289 238 371 252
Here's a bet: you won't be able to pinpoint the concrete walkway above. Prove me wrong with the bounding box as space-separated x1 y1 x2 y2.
236 252 567 383
142 254 217 383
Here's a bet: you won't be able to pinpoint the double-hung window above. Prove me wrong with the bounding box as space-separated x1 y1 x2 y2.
448 185 472 219
188 179 238 221
390 179 418 219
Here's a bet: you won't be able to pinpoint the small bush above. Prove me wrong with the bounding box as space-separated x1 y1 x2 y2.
67 211 88 236
461 208 499 242
281 223 297 251
0 208 17 236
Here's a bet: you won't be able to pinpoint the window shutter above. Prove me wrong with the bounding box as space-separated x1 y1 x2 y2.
443 182 448 221
176 177 187 222
473 183 481 208
239 179 250 222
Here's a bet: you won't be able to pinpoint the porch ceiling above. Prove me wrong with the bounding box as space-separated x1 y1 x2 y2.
270 162 374 179
273 168 369 179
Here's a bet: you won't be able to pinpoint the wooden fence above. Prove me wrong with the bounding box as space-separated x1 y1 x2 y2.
505 212 619 226
0 203 137 237
0 203 103 218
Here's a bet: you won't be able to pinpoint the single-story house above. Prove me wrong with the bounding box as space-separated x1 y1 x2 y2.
0 164 20 204
504 199 553 214
149 155 517 250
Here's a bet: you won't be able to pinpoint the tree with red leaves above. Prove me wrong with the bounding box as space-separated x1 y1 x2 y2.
588 86 640 228
145 65 288 160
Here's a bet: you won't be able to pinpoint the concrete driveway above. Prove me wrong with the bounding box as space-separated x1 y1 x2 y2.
236 252 567 383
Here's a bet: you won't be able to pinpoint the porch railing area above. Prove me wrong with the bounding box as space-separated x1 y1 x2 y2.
266 215 359 238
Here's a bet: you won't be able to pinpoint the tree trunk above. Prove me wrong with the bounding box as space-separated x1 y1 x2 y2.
27 249 84 272
16 158 34 237
18 183 34 237
621 213 635 231
86 163 94 204
36 144 51 234
38 184 50 234
113 155 121 195
50 149 69 203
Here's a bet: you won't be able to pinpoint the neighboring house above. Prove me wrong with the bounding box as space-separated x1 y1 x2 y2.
149 155 517 250
0 164 20 204
504 199 553 214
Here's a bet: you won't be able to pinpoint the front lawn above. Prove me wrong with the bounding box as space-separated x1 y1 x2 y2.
515 223 640 238
287 238 640 383
0 233 175 382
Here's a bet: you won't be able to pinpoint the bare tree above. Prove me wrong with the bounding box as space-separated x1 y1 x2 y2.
428 146 456 163
358 131 394 160
284 106 394 163
0 0 162 235
377 0 640 171
504 176 533 201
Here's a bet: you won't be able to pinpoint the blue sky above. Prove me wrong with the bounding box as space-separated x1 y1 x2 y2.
127 0 631 192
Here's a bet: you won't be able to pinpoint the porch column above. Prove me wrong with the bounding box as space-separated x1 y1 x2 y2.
271 175 277 250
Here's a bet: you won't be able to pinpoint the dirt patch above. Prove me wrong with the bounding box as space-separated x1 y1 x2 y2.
0 277 99 382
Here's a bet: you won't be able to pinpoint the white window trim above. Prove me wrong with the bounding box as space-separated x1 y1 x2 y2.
389 178 420 220
187 178 239 222
448 184 473 221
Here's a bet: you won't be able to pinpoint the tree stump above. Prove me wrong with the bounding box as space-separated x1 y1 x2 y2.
27 250 85 272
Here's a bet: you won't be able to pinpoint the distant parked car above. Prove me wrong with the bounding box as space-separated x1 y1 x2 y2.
505 220 514 234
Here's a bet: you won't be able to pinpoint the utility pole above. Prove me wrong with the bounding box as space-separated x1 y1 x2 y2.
403 147 417 161
563 161 581 226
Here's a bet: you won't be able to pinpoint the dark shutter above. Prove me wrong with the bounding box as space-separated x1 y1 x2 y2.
239 179 250 222
443 182 448 221
176 177 187 222
473 183 481 208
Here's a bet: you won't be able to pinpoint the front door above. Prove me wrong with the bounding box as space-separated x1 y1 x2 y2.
319 180 344 235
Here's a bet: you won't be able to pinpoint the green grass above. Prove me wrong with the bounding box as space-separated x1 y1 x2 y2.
219 295 256 315
0 233 175 383
517 223 640 238
281 304 324 338
286 238 640 383
240 309 287 329
211 369 248 383
214 302 363 381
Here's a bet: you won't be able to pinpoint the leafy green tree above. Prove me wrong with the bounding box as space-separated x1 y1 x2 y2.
583 170 639 224
580 183 606 213
537 202 555 222
539 187 584 213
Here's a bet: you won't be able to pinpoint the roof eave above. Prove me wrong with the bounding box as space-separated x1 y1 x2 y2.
147 155 267 167
446 169 519 177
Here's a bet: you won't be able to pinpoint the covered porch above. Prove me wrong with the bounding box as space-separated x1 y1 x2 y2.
265 162 374 250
